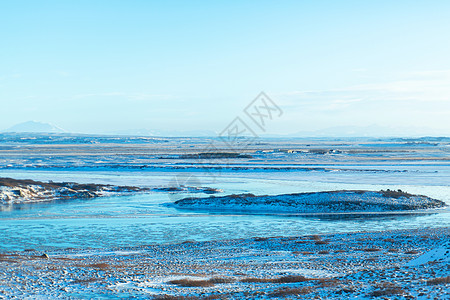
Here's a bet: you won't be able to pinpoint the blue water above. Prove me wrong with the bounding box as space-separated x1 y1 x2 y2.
1 135 449 250
1 170 449 251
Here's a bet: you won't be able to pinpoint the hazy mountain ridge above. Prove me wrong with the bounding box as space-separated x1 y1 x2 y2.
2 121 448 138
2 121 66 133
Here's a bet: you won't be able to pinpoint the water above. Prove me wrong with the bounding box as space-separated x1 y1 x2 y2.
1 135 449 251
1 170 449 251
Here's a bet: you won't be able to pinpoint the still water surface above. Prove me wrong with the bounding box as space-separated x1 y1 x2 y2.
1 170 449 251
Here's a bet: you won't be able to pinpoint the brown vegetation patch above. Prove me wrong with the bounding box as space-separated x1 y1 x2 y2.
318 251 330 255
369 287 406 297
0 253 18 258
362 248 381 252
295 240 308 244
268 286 314 297
275 275 314 283
427 276 450 285
241 275 314 284
181 240 196 244
315 240 329 245
228 193 256 199
309 235 322 241
369 282 406 297
89 263 110 269
168 278 215 287
0 258 18 263
168 277 234 287
383 238 396 242
316 278 341 288
380 189 413 199
404 250 420 254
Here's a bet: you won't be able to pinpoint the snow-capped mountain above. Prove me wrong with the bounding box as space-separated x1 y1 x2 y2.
2 121 66 133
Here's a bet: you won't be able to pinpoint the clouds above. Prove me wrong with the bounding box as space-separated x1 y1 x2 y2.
343 70 450 102
273 70 450 134
280 69 450 105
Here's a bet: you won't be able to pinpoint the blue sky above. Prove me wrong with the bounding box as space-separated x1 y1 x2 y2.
1 0 450 135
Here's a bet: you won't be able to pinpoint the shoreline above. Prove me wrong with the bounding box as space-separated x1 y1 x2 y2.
1 227 448 299
0 177 221 207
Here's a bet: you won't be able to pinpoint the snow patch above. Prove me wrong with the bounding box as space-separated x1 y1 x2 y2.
405 241 450 267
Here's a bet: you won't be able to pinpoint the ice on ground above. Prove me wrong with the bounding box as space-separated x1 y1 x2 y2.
171 190 447 213
1 227 448 299
405 240 450 267
0 177 147 205
0 177 222 206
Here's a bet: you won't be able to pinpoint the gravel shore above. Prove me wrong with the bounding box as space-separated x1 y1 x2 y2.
1 227 448 299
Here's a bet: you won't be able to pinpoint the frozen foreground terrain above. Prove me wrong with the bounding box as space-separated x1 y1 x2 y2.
0 228 448 299
172 190 447 214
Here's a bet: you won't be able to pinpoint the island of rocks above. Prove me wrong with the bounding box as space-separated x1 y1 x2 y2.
171 190 447 214
0 177 221 206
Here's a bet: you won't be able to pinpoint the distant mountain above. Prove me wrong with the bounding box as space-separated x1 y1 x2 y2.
2 121 66 133
108 129 216 137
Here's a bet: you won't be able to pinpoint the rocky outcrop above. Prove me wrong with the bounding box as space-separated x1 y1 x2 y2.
171 190 447 214
0 177 148 205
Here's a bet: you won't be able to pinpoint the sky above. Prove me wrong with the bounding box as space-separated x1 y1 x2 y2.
1 0 450 136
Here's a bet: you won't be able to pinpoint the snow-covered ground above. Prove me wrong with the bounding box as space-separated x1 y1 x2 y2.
0 177 222 206
0 227 448 299
171 190 447 214
0 177 147 205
